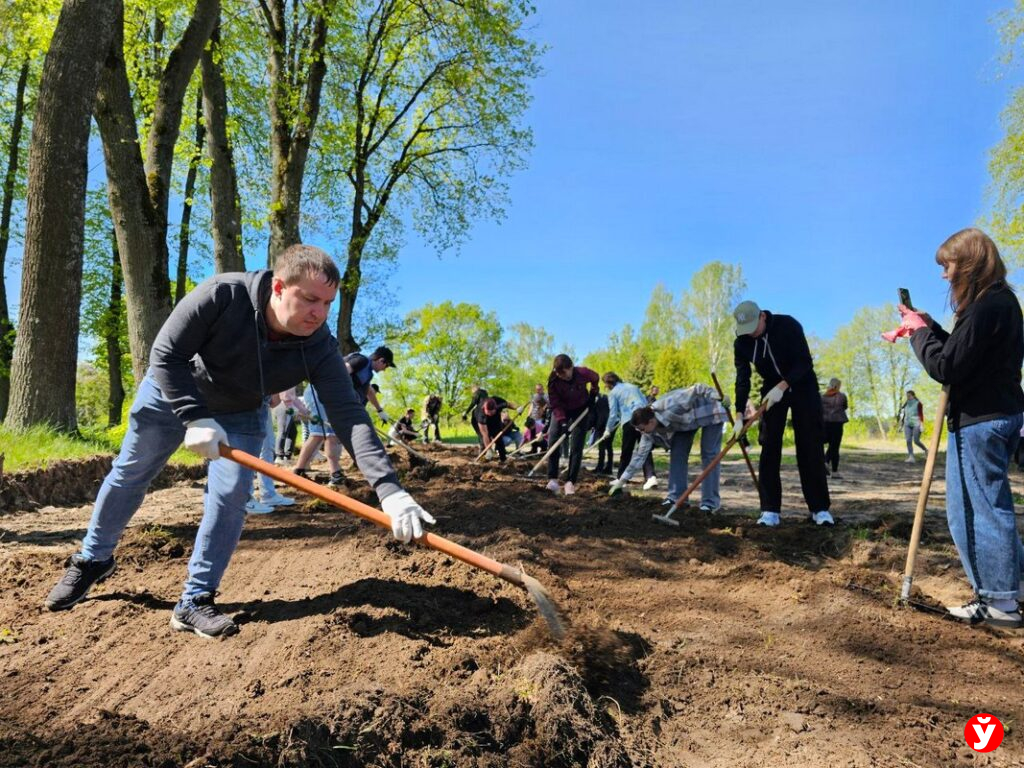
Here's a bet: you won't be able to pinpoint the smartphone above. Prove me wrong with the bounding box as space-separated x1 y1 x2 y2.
897 287 914 310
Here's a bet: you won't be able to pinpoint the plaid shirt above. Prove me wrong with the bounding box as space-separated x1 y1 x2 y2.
620 384 726 482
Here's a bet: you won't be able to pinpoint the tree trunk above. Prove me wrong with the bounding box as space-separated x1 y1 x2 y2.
201 20 244 272
337 231 366 354
0 60 30 421
96 0 217 382
175 87 205 302
95 7 172 384
264 0 332 265
106 234 125 426
6 0 116 431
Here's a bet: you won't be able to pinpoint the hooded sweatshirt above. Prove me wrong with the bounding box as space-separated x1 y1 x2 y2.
148 270 401 500
734 311 819 413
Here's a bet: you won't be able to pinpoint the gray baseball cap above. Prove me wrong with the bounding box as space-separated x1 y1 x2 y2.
733 300 761 336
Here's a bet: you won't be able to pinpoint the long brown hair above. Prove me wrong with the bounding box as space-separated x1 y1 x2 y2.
935 228 1008 311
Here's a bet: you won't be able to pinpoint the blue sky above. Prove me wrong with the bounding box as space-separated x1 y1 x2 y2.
4 2 1019 359
384 0 1020 355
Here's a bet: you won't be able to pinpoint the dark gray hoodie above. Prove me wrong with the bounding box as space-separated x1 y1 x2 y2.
149 270 401 500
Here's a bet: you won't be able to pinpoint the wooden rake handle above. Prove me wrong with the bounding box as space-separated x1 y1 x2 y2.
220 445 529 590
711 371 761 493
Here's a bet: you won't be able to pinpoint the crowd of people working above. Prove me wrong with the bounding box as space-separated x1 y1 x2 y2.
41 228 1024 636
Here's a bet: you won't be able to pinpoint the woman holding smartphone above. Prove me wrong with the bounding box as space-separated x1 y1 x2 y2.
897 228 1024 628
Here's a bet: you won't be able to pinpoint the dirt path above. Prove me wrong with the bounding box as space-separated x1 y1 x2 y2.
1 444 1022 767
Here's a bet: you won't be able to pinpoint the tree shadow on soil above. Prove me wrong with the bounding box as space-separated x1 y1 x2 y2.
226 577 531 642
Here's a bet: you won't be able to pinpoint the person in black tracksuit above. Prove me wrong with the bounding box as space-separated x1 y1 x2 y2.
733 301 833 527
477 396 514 461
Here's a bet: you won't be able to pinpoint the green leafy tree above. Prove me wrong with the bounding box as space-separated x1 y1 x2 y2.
680 261 746 385
391 301 503 420
327 0 542 352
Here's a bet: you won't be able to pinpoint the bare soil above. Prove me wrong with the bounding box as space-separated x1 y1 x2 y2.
1 443 1023 767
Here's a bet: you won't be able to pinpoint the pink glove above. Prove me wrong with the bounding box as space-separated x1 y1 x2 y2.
898 308 928 333
881 327 911 343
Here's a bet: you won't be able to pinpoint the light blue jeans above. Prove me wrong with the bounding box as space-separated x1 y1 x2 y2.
257 404 276 499
946 414 1024 601
667 423 723 507
80 376 265 604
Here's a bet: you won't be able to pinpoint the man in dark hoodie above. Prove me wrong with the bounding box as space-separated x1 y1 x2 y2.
733 300 833 528
43 245 435 638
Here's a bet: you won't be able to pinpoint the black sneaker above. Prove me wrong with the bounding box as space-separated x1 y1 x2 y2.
44 554 116 611
170 593 239 639
327 471 344 489
293 468 310 480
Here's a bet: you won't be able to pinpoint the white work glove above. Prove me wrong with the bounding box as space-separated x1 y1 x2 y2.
485 448 495 460
608 479 626 496
764 384 786 411
184 418 228 461
731 419 745 442
600 430 613 444
377 409 391 424
382 490 437 543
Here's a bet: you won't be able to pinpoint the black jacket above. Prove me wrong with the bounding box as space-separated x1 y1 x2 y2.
734 311 819 412
910 282 1024 431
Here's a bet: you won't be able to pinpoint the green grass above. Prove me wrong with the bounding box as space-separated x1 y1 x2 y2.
0 424 202 472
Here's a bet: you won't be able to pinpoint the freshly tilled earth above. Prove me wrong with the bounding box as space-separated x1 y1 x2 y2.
1 443 1022 767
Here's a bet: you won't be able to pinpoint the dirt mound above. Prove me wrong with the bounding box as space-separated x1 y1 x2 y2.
0 457 205 512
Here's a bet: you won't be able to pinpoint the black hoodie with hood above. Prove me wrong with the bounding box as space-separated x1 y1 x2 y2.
148 270 401 500
733 311 819 413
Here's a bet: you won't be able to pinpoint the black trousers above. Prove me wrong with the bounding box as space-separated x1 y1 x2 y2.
758 392 831 513
425 414 441 441
823 421 844 472
618 422 654 479
595 426 615 473
548 410 588 481
482 416 507 461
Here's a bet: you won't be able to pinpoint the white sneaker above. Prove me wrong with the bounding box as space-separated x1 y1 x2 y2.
261 493 296 507
756 511 780 527
642 476 659 491
904 456 915 463
245 498 275 515
947 598 1023 628
812 510 835 526
564 481 576 496
546 479 561 493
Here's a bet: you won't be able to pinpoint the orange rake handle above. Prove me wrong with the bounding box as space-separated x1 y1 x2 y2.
220 445 530 590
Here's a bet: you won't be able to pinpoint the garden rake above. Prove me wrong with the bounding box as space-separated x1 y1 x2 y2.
222 445 566 639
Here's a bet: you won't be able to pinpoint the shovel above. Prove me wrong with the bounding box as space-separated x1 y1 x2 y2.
652 401 769 527
221 444 566 639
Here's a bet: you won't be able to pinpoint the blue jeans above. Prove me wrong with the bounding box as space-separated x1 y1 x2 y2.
667 423 723 507
257 404 276 499
80 375 265 603
946 414 1024 601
